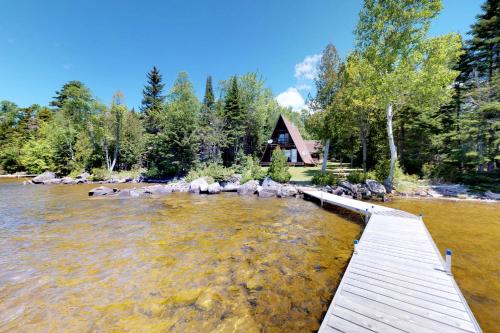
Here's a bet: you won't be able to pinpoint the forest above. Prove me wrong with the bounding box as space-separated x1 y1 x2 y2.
0 0 498 190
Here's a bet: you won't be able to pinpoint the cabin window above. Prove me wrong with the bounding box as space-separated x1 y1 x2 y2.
278 133 289 145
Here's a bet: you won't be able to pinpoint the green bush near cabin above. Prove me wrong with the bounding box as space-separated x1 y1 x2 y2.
268 147 291 183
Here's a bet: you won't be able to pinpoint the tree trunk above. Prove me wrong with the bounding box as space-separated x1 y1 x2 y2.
360 128 367 173
385 104 397 192
322 139 330 173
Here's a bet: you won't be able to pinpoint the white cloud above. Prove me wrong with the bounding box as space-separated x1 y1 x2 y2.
294 54 321 80
276 87 307 111
295 83 312 91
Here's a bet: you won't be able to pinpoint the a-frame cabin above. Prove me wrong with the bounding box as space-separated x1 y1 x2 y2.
260 114 321 166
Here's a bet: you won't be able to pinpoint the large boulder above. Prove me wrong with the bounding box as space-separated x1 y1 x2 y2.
365 179 386 196
189 178 209 194
32 171 56 184
260 177 281 194
338 180 355 195
220 181 239 192
207 182 221 194
277 184 298 198
237 180 259 196
61 177 75 185
75 172 90 183
88 186 118 196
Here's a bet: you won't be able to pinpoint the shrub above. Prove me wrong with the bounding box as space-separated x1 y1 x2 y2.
185 163 234 183
90 167 110 181
311 172 337 186
268 147 291 183
241 155 266 183
347 170 366 184
371 159 390 183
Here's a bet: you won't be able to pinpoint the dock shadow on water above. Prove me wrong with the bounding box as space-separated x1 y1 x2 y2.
0 179 361 332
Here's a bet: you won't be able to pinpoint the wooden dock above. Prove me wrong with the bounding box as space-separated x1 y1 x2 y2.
302 190 482 333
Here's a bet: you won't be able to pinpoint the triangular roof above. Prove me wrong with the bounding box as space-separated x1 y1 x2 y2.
277 114 316 165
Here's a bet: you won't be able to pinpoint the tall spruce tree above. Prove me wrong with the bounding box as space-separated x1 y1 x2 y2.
467 0 499 85
141 66 165 134
222 76 245 165
203 76 215 109
198 76 225 164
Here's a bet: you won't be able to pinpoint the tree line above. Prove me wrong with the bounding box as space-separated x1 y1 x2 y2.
0 70 306 177
0 0 497 188
306 0 498 188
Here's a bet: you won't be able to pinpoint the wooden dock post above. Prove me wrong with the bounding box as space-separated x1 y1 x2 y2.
445 249 452 275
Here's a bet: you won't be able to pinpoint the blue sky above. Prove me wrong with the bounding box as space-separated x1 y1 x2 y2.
0 0 482 110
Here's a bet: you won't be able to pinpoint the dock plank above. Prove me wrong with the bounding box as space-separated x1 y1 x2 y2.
302 190 482 333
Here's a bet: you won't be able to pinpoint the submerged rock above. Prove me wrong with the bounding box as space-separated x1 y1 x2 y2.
207 182 221 194
89 186 118 196
238 180 259 196
258 189 277 198
143 184 172 195
32 171 56 184
43 178 62 184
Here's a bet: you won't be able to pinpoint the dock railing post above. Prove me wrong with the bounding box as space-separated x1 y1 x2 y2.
354 239 359 254
445 249 452 275
320 191 323 207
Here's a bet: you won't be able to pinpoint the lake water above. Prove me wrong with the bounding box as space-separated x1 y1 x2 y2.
0 179 498 332
383 199 500 333
0 179 361 332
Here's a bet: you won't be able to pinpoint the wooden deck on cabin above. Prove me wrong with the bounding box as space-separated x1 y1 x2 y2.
302 190 482 333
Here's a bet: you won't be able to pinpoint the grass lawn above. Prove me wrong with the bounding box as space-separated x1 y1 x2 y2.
262 162 363 185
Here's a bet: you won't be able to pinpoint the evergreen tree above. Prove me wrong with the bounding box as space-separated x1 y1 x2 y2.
268 146 291 183
141 66 165 134
148 72 200 176
203 75 214 109
198 76 226 164
222 76 245 165
467 0 499 84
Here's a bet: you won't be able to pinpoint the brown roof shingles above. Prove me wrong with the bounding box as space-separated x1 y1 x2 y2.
281 115 316 165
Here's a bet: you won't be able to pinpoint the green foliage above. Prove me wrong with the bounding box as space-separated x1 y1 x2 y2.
347 170 366 184
185 163 234 183
147 72 200 177
268 147 291 183
240 155 266 183
222 76 245 165
311 172 337 186
141 66 165 134
90 167 110 181
19 138 55 174
370 159 390 183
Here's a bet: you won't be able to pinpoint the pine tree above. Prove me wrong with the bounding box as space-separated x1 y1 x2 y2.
222 76 245 165
467 0 499 84
141 66 165 134
198 76 225 164
203 76 214 109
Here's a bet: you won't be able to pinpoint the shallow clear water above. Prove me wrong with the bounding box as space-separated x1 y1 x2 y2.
383 199 500 333
0 179 361 332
